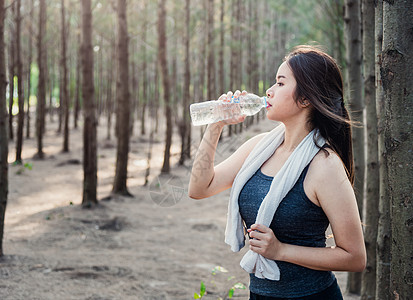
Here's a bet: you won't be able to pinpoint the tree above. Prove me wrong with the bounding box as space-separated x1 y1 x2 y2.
344 0 364 294
112 0 132 196
178 0 191 165
35 0 47 159
74 20 81 130
0 0 8 257
61 0 70 152
206 0 215 102
158 0 172 174
26 0 34 139
8 2 15 141
139 0 148 136
360 0 379 299
81 0 98 207
15 0 24 164
374 1 391 299
381 1 413 298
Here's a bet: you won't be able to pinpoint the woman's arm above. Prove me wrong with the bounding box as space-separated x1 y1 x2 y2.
188 90 267 200
248 152 366 272
188 121 267 199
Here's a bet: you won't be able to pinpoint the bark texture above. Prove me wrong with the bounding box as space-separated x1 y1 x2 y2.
81 0 98 207
381 1 413 299
112 0 131 195
35 0 47 159
344 0 364 293
374 1 391 299
158 0 172 174
361 0 379 299
0 0 8 257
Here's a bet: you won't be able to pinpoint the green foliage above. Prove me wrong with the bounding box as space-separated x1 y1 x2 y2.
30 63 39 97
14 162 33 175
194 281 206 299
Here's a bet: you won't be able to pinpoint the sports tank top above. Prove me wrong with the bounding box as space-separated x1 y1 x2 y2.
238 164 336 297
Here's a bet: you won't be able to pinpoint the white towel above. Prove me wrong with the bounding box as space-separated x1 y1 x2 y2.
224 123 326 280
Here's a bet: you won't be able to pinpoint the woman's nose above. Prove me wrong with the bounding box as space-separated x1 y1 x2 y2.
266 89 273 98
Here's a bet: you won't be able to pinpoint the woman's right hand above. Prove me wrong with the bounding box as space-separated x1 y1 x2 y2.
216 90 248 126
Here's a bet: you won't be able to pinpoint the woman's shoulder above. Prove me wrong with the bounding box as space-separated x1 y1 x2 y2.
307 147 349 185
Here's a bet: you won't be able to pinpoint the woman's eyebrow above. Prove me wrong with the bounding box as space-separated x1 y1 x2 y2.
276 75 286 80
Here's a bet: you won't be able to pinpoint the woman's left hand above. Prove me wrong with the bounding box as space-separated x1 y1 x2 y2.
247 224 284 261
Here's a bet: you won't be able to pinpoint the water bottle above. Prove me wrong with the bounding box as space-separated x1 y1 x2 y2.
190 93 268 126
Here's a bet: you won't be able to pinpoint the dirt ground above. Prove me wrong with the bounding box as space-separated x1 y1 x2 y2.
1 113 361 300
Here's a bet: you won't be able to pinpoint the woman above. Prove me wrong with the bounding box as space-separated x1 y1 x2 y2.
188 45 366 299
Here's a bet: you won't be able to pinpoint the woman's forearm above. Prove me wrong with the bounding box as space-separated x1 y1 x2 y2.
278 243 366 273
188 122 224 199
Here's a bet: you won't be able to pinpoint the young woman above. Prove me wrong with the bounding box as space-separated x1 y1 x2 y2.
188 45 366 299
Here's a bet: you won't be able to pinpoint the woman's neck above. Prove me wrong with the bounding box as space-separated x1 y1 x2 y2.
281 119 312 152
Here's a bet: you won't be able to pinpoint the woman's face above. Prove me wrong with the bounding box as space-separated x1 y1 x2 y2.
265 61 304 122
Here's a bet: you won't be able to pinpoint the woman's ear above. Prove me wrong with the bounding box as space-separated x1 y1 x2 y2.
299 98 310 108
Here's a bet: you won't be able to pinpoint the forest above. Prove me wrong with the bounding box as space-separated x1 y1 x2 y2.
0 0 412 299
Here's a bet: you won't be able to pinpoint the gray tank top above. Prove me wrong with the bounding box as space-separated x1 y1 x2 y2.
238 163 336 297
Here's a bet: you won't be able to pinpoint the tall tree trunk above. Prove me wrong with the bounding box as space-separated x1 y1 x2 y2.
35 0 47 159
207 0 215 102
374 2 391 299
179 0 191 166
81 0 98 207
26 0 34 139
218 0 225 94
158 0 172 174
198 0 208 138
113 0 132 196
344 0 364 294
15 0 24 163
106 38 115 141
361 0 379 299
61 0 69 152
228 0 237 137
8 2 15 141
381 1 413 299
130 59 137 137
140 3 147 136
74 21 81 130
0 0 8 257
154 59 159 134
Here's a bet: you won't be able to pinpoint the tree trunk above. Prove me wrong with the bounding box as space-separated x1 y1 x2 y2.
218 0 225 94
26 0 34 139
228 0 237 137
61 0 69 152
140 3 147 136
8 2 15 141
112 0 132 196
106 38 115 141
35 0 47 159
374 2 391 299
207 0 215 102
81 0 98 207
154 59 159 134
74 21 81 130
130 58 137 137
381 1 413 299
158 0 172 174
344 0 364 294
179 0 191 166
0 0 8 257
360 0 379 299
15 0 24 163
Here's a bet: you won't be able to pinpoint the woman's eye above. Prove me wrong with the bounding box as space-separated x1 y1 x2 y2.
277 82 284 86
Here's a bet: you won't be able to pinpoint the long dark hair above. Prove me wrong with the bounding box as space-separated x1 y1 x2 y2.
285 45 354 184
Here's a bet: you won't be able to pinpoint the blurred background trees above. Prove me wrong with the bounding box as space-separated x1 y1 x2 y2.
0 0 411 298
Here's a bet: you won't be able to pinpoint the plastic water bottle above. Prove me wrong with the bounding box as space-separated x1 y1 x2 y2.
190 93 267 126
